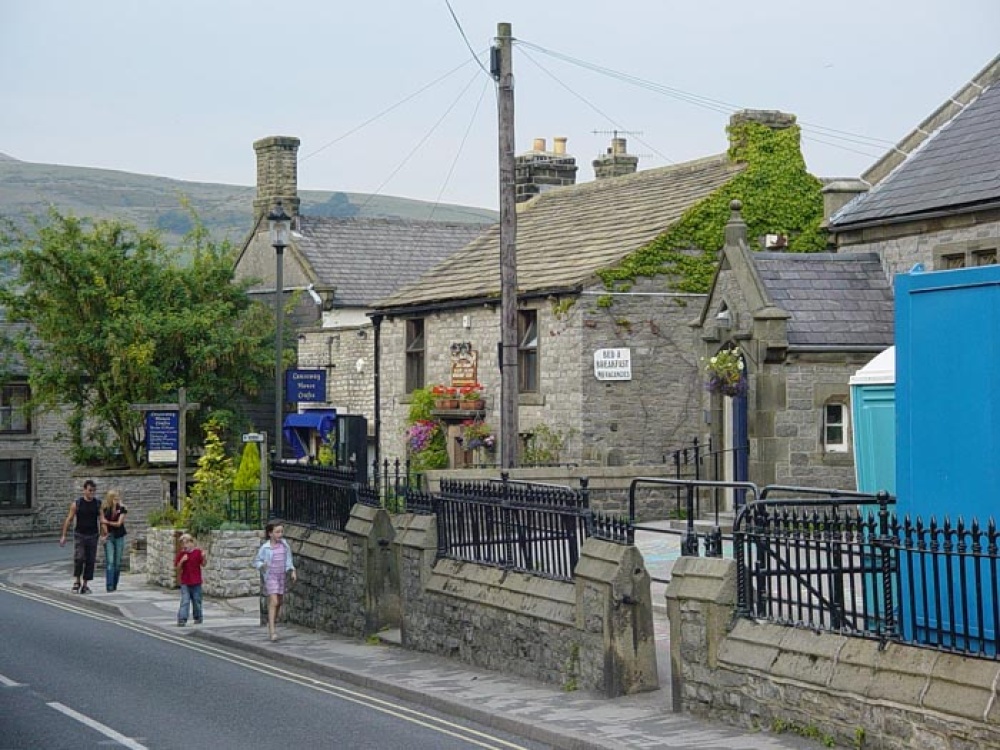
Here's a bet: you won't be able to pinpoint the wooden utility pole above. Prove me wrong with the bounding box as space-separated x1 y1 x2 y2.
495 21 519 469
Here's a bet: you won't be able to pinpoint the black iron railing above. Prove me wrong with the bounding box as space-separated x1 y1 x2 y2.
734 488 895 642
270 463 356 532
435 475 592 581
226 489 269 527
268 466 634 581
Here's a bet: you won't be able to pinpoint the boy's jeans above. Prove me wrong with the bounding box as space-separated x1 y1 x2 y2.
178 583 203 623
104 536 125 591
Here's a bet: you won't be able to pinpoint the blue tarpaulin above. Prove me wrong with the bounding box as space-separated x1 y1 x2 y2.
283 411 335 459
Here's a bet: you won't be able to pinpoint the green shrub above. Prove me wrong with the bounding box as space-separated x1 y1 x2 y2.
233 441 262 491
147 504 181 528
181 417 236 537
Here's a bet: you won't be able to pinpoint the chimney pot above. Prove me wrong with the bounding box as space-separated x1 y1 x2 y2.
532 138 546 152
553 137 567 155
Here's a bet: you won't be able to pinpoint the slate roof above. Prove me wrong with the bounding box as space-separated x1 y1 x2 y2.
293 217 490 307
832 80 1000 227
374 154 744 310
753 252 894 348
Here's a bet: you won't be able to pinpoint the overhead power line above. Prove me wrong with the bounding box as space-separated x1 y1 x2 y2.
515 38 898 155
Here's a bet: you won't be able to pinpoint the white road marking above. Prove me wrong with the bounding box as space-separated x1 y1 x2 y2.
0 672 22 687
5 584 527 750
47 702 148 749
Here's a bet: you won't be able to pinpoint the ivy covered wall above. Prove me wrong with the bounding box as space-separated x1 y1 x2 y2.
598 115 826 295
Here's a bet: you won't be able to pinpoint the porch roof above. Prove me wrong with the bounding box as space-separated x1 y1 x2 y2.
753 252 894 348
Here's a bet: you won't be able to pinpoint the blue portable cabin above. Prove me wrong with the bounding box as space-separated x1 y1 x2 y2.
850 346 896 497
895 264 1000 652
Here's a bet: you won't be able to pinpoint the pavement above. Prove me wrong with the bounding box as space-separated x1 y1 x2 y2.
5 528 817 750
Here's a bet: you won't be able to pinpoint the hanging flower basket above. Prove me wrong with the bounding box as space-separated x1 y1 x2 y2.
704 348 747 397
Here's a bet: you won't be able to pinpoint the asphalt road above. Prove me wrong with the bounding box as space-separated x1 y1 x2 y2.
1 541 548 750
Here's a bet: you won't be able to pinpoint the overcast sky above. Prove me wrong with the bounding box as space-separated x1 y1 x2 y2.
3 1 998 210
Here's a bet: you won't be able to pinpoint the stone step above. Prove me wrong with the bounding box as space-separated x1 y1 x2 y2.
376 628 402 646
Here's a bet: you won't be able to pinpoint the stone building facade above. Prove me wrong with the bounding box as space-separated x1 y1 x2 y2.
377 277 705 467
0 407 80 539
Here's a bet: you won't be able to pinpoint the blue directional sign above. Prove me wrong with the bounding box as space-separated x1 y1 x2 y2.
146 411 179 463
285 368 327 403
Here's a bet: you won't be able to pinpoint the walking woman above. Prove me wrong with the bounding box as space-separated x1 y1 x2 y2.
100 488 128 592
253 522 297 641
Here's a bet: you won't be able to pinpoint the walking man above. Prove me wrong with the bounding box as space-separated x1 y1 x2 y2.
59 479 101 593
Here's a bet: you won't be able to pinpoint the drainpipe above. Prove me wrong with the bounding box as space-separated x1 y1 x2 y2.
371 313 383 471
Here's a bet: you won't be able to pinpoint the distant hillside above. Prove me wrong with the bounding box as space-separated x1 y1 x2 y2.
0 154 498 247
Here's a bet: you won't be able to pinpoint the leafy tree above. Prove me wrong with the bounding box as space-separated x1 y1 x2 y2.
0 210 278 468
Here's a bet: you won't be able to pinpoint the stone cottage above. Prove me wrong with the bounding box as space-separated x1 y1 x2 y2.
371 111 828 470
233 136 491 462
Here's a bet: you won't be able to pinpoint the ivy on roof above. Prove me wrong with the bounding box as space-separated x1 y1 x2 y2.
597 120 827 295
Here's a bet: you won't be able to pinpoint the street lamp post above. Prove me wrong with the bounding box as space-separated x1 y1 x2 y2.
268 202 291 466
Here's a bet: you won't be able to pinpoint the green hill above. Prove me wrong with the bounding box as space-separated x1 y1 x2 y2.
0 153 498 246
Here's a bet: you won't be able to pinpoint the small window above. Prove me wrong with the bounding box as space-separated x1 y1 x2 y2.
517 309 538 393
405 319 425 394
0 459 31 510
0 385 30 434
974 248 997 266
934 243 998 270
824 403 849 453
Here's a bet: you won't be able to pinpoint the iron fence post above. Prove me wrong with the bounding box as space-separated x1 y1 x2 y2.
681 484 700 556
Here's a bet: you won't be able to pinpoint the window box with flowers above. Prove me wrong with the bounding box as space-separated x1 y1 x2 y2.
704 347 746 397
430 384 459 410
457 383 484 410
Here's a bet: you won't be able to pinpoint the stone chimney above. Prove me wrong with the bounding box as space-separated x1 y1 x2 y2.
253 136 301 222
515 136 578 203
821 179 870 227
727 110 797 163
593 136 639 179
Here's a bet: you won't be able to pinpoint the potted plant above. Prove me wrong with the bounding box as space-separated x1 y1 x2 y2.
703 347 747 397
458 383 484 410
431 384 459 409
458 419 496 452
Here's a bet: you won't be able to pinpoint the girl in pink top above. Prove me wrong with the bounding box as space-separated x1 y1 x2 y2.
253 522 297 641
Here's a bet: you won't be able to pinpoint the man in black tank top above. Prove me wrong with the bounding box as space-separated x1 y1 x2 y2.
59 479 101 593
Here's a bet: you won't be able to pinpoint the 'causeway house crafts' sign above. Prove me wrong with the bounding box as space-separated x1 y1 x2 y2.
593 348 632 381
285 369 327 403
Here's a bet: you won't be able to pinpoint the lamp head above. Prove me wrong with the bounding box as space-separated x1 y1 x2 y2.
268 201 291 248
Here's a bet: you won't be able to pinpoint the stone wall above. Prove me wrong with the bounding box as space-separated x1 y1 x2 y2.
834 208 1000 280
666 556 1000 749
145 527 261 598
279 504 394 636
396 513 658 697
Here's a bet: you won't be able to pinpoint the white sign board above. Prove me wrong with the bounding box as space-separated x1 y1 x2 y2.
594 348 632 381
242 432 265 443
